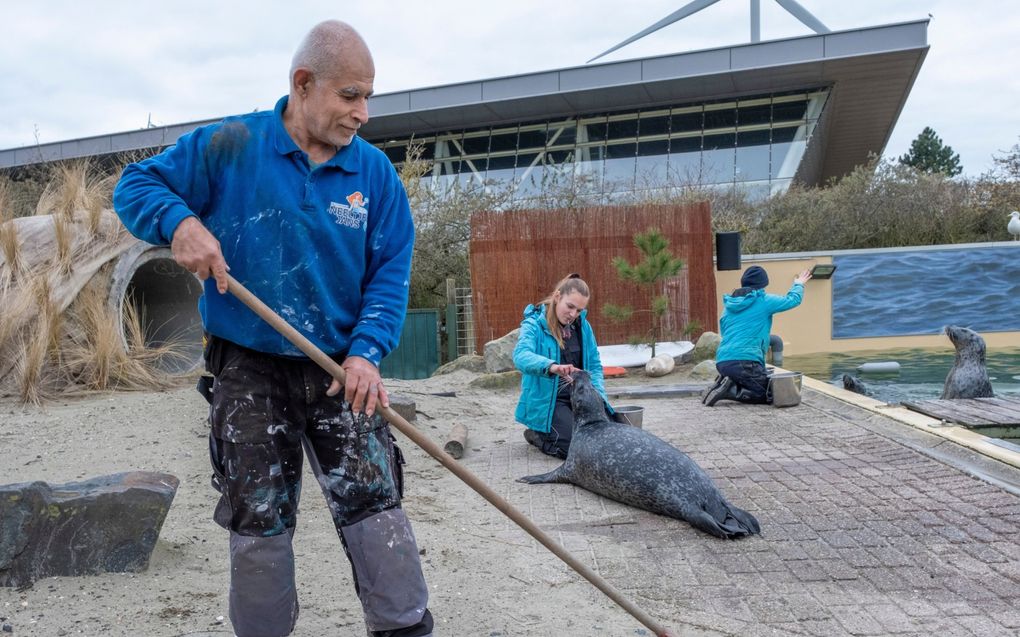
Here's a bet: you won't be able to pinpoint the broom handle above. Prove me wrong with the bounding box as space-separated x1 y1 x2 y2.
225 275 675 637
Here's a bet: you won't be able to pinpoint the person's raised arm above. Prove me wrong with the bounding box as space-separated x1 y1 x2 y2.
762 268 812 313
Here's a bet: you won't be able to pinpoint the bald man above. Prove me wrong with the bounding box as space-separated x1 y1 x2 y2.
114 21 432 637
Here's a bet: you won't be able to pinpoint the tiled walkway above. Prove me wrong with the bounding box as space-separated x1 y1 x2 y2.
457 388 1020 636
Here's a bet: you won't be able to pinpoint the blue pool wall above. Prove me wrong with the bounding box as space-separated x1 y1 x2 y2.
831 244 1020 338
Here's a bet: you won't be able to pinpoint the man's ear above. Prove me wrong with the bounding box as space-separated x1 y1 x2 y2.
292 68 313 97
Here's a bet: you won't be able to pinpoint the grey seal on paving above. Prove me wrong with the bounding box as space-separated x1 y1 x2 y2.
941 325 994 399
517 371 760 539
841 374 870 396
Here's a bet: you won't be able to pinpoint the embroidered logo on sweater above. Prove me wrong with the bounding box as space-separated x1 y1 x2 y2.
328 191 369 229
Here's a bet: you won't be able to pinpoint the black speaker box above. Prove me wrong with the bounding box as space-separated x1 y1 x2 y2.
715 231 741 271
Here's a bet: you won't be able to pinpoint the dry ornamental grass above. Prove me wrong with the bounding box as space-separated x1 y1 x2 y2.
0 160 193 403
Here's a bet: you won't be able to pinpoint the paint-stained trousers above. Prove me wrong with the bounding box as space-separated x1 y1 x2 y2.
206 337 433 637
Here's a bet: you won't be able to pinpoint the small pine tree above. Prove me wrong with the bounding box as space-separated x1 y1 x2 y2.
899 126 963 176
603 228 685 357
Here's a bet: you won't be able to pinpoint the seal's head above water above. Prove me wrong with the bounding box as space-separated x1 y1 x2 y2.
945 325 986 361
941 325 994 399
841 374 870 396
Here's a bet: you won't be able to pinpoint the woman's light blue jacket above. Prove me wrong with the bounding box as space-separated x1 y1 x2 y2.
512 304 609 432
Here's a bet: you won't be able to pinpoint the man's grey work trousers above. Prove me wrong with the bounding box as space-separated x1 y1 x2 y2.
206 337 432 637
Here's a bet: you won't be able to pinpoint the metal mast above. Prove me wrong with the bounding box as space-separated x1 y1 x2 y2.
588 0 831 63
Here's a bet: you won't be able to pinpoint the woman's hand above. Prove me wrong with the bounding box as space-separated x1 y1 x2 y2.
549 363 580 381
794 269 812 285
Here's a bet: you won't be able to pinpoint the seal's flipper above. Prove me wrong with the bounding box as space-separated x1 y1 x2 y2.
683 504 760 539
517 466 569 484
717 505 761 538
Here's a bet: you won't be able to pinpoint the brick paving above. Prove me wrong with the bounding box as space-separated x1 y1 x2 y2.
455 387 1020 636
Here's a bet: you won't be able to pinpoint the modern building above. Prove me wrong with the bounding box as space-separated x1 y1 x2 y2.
0 19 929 201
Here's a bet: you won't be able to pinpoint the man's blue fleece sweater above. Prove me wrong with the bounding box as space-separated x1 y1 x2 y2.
113 96 414 365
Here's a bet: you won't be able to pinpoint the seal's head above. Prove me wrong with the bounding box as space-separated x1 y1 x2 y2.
841 373 868 395
569 370 605 426
945 325 986 362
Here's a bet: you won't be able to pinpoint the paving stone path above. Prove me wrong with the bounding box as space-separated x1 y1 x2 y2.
457 388 1020 636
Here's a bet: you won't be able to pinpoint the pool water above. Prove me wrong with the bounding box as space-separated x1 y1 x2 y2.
783 347 1020 405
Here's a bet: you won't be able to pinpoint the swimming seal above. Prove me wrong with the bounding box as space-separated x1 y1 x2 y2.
518 371 760 539
841 374 870 396
941 325 994 399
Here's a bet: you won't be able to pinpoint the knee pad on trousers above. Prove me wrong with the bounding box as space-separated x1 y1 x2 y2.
342 508 429 632
228 530 298 637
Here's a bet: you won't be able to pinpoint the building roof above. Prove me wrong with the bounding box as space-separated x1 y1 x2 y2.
0 19 928 183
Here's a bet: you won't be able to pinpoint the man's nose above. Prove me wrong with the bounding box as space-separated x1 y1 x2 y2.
353 98 369 125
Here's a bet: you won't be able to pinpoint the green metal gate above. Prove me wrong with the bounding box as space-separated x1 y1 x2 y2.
379 309 441 380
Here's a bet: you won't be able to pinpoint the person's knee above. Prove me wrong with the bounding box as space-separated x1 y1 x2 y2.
341 509 429 632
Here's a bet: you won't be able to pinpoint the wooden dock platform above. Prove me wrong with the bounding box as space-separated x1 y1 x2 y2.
902 396 1020 436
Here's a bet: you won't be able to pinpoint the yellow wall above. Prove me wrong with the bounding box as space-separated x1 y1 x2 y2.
714 257 1019 355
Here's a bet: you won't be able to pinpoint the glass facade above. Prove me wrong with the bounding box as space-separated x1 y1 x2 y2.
370 88 828 202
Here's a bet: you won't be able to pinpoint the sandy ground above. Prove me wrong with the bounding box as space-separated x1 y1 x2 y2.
0 366 708 637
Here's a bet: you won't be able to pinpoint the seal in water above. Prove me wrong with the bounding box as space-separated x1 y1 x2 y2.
941 325 994 399
841 374 870 396
518 371 760 539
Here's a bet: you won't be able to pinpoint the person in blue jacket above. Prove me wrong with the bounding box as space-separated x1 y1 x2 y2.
704 265 812 406
113 21 432 637
513 274 611 458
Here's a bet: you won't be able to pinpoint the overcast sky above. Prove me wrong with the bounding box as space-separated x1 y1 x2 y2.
2 1 1018 176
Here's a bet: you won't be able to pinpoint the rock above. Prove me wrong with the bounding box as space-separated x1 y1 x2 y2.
644 354 675 377
388 394 416 422
0 471 179 587
468 370 521 390
432 354 486 376
674 347 695 365
483 329 520 373
690 359 719 380
692 332 721 362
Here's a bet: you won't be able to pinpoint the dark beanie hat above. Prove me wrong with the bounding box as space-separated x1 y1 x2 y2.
741 265 769 289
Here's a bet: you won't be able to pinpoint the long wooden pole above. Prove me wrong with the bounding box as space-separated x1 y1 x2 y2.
226 275 675 637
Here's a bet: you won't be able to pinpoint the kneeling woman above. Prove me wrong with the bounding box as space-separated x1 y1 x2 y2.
513 274 611 458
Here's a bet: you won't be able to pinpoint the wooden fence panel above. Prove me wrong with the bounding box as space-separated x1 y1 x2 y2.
468 204 717 353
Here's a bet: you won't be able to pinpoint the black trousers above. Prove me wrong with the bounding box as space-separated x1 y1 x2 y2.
533 395 574 459
716 359 771 403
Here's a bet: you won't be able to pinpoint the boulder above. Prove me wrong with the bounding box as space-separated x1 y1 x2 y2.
1 471 179 587
692 331 721 362
388 394 416 422
645 353 676 377
483 328 520 373
690 359 719 380
674 346 695 365
432 354 486 376
468 370 522 390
